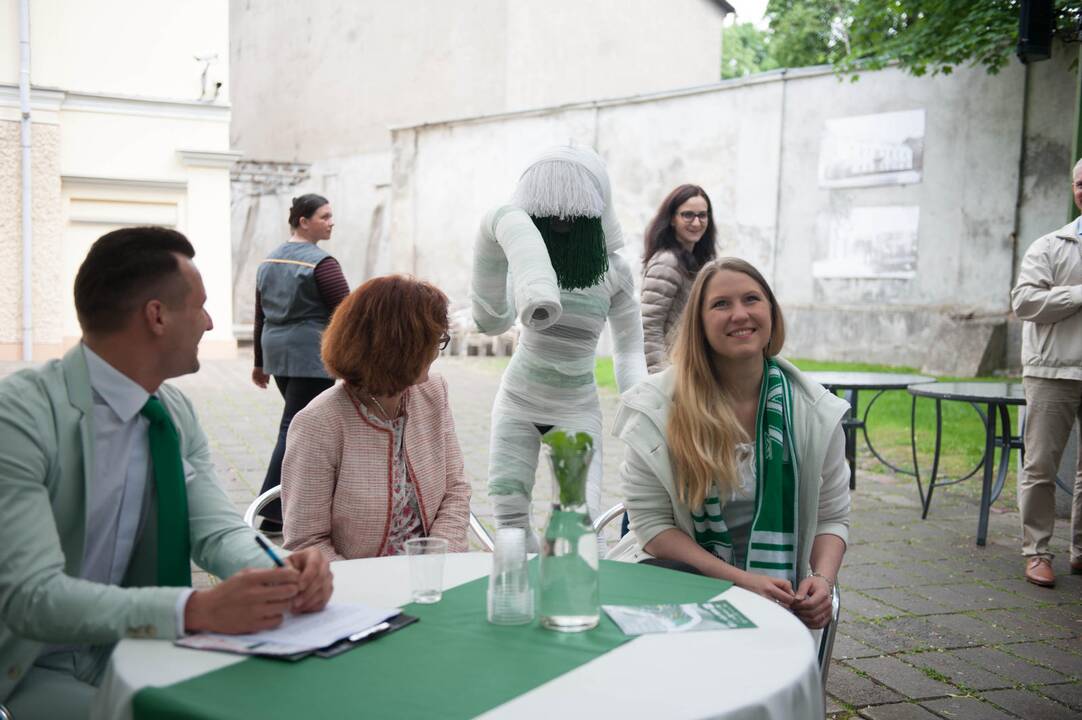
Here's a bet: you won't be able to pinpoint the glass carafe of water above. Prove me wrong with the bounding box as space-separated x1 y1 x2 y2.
539 430 599 632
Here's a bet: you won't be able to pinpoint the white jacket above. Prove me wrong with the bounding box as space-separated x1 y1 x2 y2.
607 358 851 582
1011 220 1082 380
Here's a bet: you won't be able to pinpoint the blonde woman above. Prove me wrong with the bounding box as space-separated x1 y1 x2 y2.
608 258 849 628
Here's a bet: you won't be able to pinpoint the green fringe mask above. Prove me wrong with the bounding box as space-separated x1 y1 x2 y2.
531 216 608 290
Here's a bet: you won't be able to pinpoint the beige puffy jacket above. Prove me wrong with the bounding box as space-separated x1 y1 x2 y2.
1011 220 1082 381
641 250 694 374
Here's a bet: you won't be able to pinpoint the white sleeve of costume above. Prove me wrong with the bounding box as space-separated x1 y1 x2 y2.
470 206 561 334
608 254 648 393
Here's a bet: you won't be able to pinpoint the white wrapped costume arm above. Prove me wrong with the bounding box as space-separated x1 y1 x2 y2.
608 254 648 393
471 206 561 334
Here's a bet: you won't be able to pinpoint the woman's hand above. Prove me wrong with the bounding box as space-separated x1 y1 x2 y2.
791 575 833 629
736 572 795 607
252 367 270 389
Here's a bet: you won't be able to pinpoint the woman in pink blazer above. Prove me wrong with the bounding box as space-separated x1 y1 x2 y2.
281 275 470 560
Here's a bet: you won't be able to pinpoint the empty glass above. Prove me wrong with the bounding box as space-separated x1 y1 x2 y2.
405 537 448 604
487 527 534 625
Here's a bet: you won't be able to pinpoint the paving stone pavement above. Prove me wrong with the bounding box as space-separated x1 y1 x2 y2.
4 353 1080 719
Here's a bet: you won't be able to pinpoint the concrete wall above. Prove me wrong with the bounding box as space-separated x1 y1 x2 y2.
1008 47 1081 372
0 0 228 101
0 118 62 356
0 0 237 360
389 58 1078 374
228 0 726 329
230 0 723 161
778 64 1026 372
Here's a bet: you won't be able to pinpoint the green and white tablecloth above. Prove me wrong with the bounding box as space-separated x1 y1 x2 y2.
132 560 730 720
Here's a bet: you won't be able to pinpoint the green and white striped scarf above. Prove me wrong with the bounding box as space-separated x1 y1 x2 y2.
690 359 799 587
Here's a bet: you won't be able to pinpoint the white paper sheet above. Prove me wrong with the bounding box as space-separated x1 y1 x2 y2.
176 602 399 656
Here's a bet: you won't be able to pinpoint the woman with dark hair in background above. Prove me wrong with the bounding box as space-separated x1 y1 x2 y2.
641 184 718 374
252 193 350 533
281 275 470 559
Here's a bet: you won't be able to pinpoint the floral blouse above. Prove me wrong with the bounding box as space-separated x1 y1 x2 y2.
360 401 424 556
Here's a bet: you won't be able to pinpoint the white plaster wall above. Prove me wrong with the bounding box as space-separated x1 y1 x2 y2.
228 0 727 329
391 107 602 297
390 60 1075 371
0 0 236 359
504 0 722 111
774 64 1025 313
597 78 782 278
1016 47 1078 260
58 108 230 179
54 103 236 355
182 167 235 350
0 120 63 356
0 0 229 103
230 0 722 163
390 78 786 308
229 0 508 161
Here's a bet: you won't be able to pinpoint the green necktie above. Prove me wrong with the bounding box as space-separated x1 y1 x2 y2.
141 396 192 587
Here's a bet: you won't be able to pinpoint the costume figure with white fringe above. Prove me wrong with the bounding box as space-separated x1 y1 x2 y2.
471 146 647 551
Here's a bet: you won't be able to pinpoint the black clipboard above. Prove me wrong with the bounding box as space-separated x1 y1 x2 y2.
313 612 419 659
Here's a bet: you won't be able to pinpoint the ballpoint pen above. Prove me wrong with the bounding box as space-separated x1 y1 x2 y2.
349 621 391 643
255 534 286 568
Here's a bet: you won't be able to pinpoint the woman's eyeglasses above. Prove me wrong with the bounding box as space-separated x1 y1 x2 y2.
439 333 452 351
678 211 709 223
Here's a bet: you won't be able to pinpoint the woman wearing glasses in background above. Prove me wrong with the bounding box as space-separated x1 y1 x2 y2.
281 275 471 560
641 184 718 375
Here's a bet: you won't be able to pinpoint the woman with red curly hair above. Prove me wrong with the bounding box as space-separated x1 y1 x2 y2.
281 275 470 559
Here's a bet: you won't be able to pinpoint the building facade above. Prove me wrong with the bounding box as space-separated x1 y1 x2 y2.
228 0 731 332
388 52 1078 375
0 0 238 360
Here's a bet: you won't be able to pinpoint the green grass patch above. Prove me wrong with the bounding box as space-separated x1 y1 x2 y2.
919 666 952 684
592 356 1022 506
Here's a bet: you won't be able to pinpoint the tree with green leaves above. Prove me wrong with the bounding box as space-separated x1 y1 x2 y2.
765 0 1082 77
721 22 780 79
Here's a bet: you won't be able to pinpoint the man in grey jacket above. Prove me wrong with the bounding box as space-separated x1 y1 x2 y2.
1010 158 1082 587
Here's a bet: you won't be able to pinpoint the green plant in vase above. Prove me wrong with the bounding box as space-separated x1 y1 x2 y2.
539 429 599 632
542 430 593 506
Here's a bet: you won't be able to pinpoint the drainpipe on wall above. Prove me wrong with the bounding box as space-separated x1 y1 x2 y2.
1072 44 1082 223
18 0 33 362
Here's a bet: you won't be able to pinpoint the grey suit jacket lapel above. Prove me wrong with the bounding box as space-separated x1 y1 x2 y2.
58 345 95 577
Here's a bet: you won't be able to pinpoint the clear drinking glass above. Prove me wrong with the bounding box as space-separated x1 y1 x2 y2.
487 527 534 625
539 431 600 632
404 537 448 604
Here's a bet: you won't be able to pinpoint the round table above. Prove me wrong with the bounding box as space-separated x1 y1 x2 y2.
907 382 1027 546
805 371 936 489
92 553 823 720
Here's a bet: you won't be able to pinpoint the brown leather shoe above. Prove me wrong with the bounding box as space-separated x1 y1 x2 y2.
1025 556 1055 587
1071 558 1082 575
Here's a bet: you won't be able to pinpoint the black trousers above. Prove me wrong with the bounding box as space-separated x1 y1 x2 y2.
258 375 335 522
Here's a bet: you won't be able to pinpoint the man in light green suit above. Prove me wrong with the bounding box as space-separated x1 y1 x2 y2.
0 227 333 718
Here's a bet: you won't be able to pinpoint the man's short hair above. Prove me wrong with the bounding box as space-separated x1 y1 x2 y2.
1073 157 1082 177
74 226 196 334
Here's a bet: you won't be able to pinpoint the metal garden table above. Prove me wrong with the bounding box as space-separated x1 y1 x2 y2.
907 382 1028 546
805 372 936 490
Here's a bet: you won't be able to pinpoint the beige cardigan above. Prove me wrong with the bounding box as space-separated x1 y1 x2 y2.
282 375 471 560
